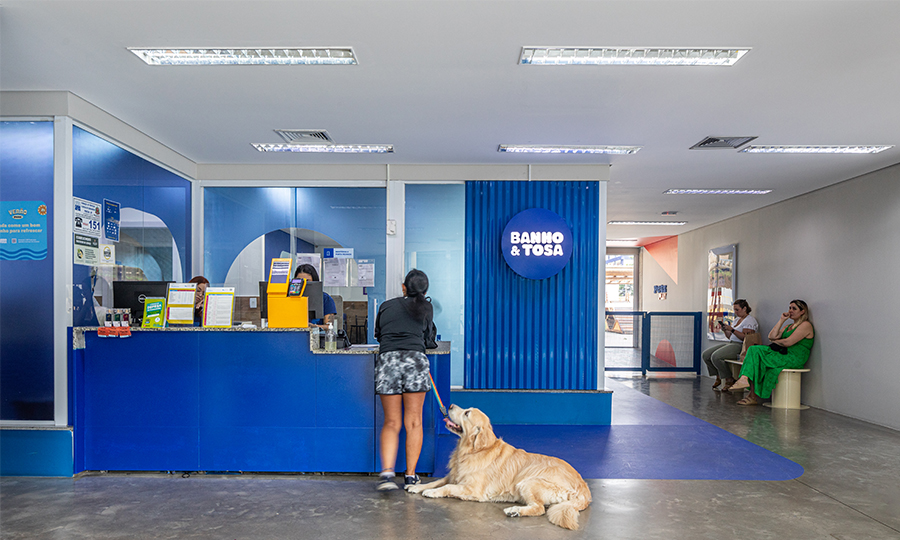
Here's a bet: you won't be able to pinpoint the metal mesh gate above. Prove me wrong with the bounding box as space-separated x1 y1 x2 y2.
605 311 701 375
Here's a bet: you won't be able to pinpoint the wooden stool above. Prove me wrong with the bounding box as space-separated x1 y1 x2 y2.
725 360 810 408
764 368 810 410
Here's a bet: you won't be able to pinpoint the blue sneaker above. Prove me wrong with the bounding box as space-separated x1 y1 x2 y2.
377 474 399 491
404 474 421 490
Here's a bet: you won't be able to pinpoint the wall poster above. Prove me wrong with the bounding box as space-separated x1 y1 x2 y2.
707 244 737 341
0 201 48 261
103 199 120 242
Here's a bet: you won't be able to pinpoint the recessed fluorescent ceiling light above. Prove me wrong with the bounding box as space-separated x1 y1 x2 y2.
520 47 749 66
739 145 893 154
608 238 638 243
498 145 641 154
130 48 357 65
664 189 772 195
608 221 687 226
252 143 392 153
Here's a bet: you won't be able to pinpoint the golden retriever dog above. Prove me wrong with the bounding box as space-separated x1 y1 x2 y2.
407 404 591 530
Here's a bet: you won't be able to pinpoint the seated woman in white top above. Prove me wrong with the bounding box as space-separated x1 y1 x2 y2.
701 299 759 391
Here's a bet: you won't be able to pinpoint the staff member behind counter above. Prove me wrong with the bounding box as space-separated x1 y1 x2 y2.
189 275 210 326
293 264 336 327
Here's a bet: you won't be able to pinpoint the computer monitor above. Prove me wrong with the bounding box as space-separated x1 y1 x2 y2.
258 280 325 323
113 281 172 326
301 280 324 322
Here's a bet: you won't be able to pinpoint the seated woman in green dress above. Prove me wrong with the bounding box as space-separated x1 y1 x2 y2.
730 299 814 406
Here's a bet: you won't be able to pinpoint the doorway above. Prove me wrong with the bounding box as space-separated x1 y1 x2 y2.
605 248 641 369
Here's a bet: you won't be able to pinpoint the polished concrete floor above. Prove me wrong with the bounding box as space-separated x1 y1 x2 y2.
2 374 899 539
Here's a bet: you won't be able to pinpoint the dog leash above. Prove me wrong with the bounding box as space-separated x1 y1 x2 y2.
427 371 448 418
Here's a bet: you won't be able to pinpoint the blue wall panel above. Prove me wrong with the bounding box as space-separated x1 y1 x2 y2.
0 121 56 421
82 332 200 470
0 430 73 477
199 332 316 428
450 390 611 425
465 181 599 390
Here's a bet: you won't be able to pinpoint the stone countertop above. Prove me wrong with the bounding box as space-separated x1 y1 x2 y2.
72 326 450 355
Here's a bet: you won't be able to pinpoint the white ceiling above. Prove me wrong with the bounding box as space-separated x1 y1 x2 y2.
3 1 900 241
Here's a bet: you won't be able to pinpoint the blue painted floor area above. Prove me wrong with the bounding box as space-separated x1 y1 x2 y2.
480 379 804 481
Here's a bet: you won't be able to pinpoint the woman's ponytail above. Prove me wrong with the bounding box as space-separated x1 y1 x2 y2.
403 269 430 320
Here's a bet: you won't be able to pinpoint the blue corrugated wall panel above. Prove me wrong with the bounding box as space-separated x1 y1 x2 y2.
465 181 599 390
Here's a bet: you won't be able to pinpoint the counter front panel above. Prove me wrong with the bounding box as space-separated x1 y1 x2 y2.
74 328 449 474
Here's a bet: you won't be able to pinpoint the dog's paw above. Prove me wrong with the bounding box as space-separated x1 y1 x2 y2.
406 484 426 495
421 489 441 498
503 506 522 517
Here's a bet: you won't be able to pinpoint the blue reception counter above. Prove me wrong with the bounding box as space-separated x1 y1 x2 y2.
71 328 451 475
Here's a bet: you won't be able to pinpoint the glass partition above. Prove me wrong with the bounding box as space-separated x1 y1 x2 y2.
204 187 386 338
405 184 465 386
71 127 192 327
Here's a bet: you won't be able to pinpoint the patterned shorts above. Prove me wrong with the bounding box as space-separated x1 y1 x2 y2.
375 351 431 395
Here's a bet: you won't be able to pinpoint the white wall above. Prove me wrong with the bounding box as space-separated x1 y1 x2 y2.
642 162 900 431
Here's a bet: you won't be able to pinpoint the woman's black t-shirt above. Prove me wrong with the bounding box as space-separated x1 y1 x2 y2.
374 297 434 354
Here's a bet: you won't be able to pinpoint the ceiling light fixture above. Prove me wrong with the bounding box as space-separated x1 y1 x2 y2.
519 47 749 66
498 145 641 154
130 48 357 65
690 136 757 150
252 143 393 153
664 189 772 195
739 145 893 154
608 221 687 226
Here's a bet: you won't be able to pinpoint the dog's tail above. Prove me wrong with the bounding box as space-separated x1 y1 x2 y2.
547 483 591 530
547 501 580 530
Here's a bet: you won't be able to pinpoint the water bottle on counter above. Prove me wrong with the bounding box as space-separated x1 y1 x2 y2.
325 323 336 351
309 324 320 349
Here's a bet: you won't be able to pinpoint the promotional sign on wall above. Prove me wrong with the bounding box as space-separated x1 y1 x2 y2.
74 234 100 265
74 234 116 266
74 197 102 238
356 259 375 287
100 244 115 265
501 208 573 279
103 199 120 242
324 247 354 259
0 201 48 261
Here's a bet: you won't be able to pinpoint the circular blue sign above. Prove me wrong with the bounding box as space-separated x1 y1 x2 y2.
501 208 573 279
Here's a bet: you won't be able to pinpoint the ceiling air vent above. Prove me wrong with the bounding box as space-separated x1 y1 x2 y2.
690 136 757 150
274 129 334 144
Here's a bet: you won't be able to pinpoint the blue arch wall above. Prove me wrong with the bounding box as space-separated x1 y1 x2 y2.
465 181 600 390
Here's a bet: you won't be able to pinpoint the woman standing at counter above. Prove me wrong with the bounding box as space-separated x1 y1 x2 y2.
374 269 434 491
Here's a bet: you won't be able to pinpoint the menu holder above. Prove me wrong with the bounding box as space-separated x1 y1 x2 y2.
165 283 197 325
202 287 236 328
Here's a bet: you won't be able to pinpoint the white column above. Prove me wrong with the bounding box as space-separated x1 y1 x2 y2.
597 179 607 389
53 116 74 426
191 179 204 280
385 168 405 300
